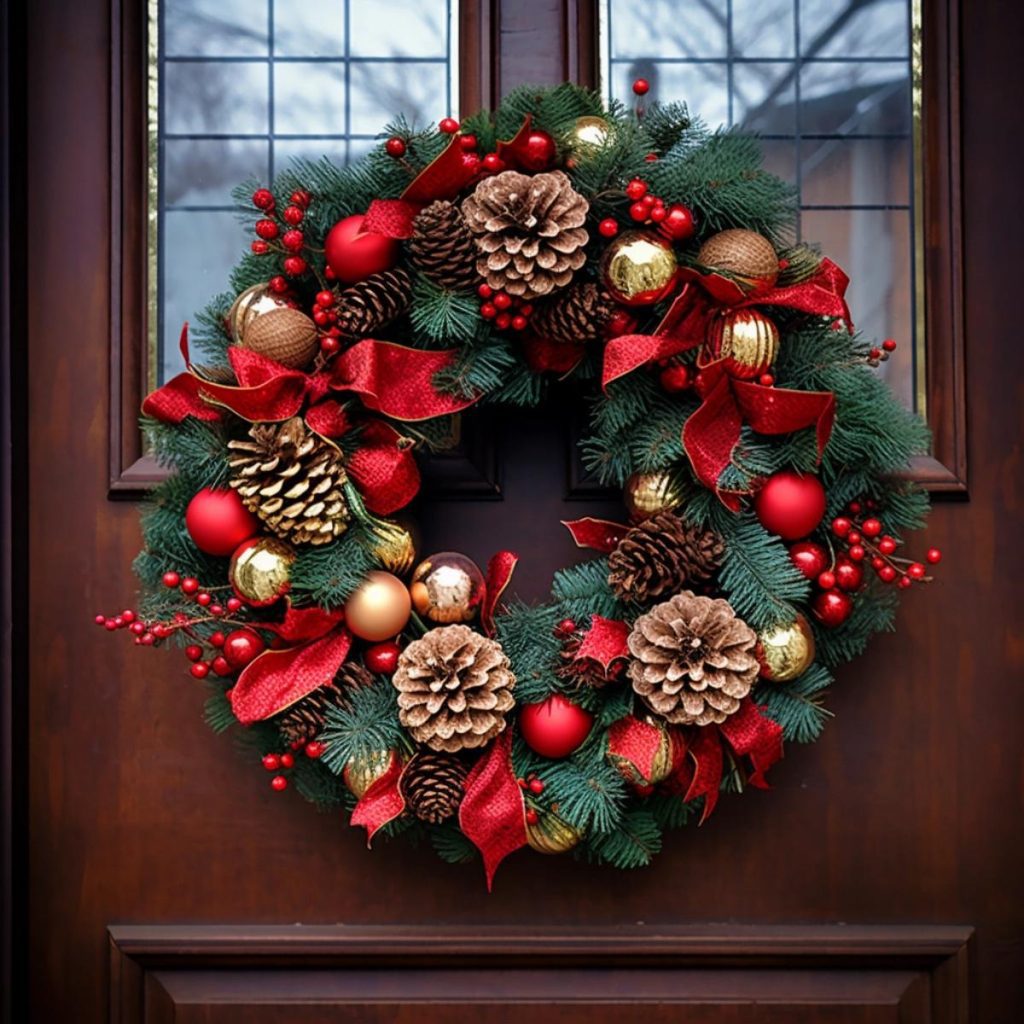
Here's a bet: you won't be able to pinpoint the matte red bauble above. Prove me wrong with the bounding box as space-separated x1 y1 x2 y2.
519 694 594 759
754 471 827 540
789 540 829 581
812 588 853 628
222 628 266 670
519 129 557 170
185 487 259 556
364 641 400 675
324 214 400 284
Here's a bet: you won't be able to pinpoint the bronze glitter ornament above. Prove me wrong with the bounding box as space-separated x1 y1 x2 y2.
696 228 780 293
526 810 583 854
227 282 289 344
342 749 397 799
623 470 684 521
228 536 296 606
757 613 816 682
240 306 320 369
704 307 780 379
600 231 678 306
409 552 486 624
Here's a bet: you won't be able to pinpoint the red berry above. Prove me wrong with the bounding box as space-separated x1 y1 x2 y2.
163 571 180 588
632 78 650 95
210 604 224 617
528 778 545 794
254 219 279 240
439 117 460 134
459 133 477 150
861 517 882 537
625 178 648 200
313 310 329 327
519 303 534 317
848 501 863 515
315 290 334 308
364 641 401 675
305 741 324 759
834 559 864 592
848 544 866 561
190 661 210 679
878 565 897 582
650 204 668 223
140 633 155 646
290 189 312 208
869 347 881 360
493 292 512 310
645 152 658 162
758 374 775 387
103 618 118 631
606 310 636 337
385 136 406 157
252 188 275 210
629 201 649 222
482 152 505 173
812 588 853 628
525 808 539 825
831 517 851 538
477 283 493 299
210 631 226 648
898 575 913 589
511 315 527 331
495 312 512 330
789 541 829 581
846 530 862 545
871 556 885 570
262 753 281 771
926 547 942 564
882 338 897 351
271 775 288 792
281 229 304 251
282 205 304 225
320 336 340 356
130 622 145 635
185 644 203 662
196 592 212 607
659 203 696 241
639 193 657 211
908 562 926 579
879 536 897 555
659 364 691 393
226 597 243 612
282 256 307 276
211 655 232 677
269 275 288 294
817 571 836 590
94 613 106 625
181 577 199 595
480 302 497 319
598 218 619 238
251 240 270 254
280 752 295 769
555 618 577 638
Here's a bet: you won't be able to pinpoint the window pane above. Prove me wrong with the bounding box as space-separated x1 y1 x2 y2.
152 0 459 383
600 0 920 413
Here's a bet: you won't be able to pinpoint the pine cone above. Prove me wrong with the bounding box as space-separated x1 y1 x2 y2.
335 267 413 338
392 624 516 752
401 750 468 823
530 281 615 344
627 591 759 726
276 662 374 746
408 200 479 290
461 170 589 300
608 513 724 602
228 416 350 546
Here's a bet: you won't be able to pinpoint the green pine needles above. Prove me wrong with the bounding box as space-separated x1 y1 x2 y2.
126 83 937 878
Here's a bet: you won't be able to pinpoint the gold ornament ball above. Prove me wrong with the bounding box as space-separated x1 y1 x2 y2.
227 282 289 344
344 570 413 641
343 749 396 799
757 613 816 682
369 520 416 575
409 552 486 624
229 536 296 606
572 115 611 149
600 231 679 307
526 810 583 855
696 228 780 292
705 308 780 379
624 470 684 522
241 306 320 370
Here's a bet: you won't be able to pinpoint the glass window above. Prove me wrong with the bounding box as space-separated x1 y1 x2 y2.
151 0 459 384
600 0 920 413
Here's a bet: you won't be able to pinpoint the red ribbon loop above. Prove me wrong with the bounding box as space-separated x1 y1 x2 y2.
350 752 407 844
481 551 519 637
561 517 629 553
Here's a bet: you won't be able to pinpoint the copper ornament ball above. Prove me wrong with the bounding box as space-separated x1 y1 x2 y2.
600 231 679 306
240 307 319 370
344 570 412 641
696 228 780 292
342 749 396 799
229 536 296 606
409 552 486 624
624 470 684 521
757 614 816 682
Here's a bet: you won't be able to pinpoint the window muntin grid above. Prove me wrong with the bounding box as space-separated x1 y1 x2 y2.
599 0 920 413
151 0 459 384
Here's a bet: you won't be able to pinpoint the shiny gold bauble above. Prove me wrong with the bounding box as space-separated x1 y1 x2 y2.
572 115 611 149
705 308 780 379
342 749 396 799
228 536 296 606
600 231 678 307
696 228 780 292
368 520 416 575
526 810 583 855
624 470 684 522
609 722 676 786
240 306 319 370
409 552 486 624
757 613 816 682
344 570 412 641
227 283 289 344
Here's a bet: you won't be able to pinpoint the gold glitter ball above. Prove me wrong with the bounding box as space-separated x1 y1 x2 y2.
757 614 816 682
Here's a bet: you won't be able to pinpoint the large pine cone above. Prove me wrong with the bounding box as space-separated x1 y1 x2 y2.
627 591 759 726
392 625 516 752
408 200 479 291
461 170 589 300
276 662 373 746
608 513 724 603
401 750 468 823
530 281 615 344
335 267 413 338
228 416 350 546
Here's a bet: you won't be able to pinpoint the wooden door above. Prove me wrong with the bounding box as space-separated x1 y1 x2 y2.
10 0 1024 1020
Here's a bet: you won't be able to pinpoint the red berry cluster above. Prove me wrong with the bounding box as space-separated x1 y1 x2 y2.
516 771 547 824
261 739 325 793
605 178 696 242
867 338 898 367
478 283 532 332
250 187 313 278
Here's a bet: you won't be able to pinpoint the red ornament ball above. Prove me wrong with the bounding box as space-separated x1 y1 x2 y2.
659 203 696 242
324 214 400 284
789 540 829 581
185 487 259 557
658 363 691 393
222 628 266 670
439 117 460 134
518 694 594 759
385 136 406 157
754 471 827 540
812 588 853 628
632 78 650 95
364 641 400 676
519 129 557 170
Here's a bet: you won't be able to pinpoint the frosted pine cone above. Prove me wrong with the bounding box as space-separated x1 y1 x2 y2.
627 591 759 726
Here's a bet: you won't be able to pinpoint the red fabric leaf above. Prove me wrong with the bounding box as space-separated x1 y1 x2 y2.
561 517 628 553
361 198 422 239
719 698 784 789
349 752 406 843
259 604 345 644
495 114 535 168
347 419 422 515
575 615 630 669
481 551 518 637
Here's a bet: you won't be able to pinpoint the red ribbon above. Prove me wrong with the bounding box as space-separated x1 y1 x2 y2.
481 551 519 637
458 731 527 890
361 198 421 239
350 752 407 843
607 716 669 784
562 517 629 553
522 334 586 376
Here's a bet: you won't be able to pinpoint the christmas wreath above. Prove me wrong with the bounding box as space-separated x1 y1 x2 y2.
101 83 940 886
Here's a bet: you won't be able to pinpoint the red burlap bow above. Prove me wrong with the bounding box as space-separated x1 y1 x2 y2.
602 266 845 508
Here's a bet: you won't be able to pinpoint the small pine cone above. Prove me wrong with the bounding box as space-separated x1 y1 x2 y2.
401 750 468 824
335 267 413 338
392 624 516 752
276 662 374 746
228 416 351 546
530 282 615 345
461 170 589 300
608 512 724 602
627 591 759 727
407 200 479 291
